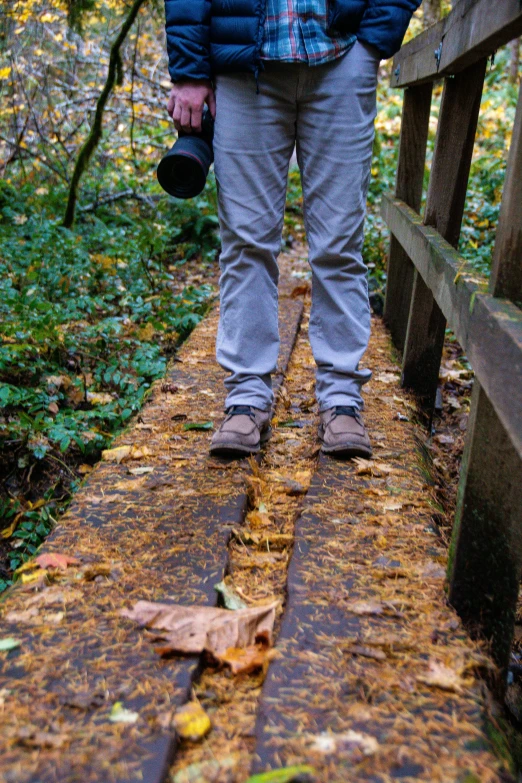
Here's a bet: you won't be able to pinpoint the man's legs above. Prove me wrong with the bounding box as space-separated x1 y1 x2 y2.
296 41 379 412
213 67 298 412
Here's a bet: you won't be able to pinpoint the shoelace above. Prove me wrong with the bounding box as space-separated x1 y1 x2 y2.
226 405 256 421
333 405 358 419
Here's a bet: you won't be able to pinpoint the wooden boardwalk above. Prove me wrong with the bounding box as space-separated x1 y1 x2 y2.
0 249 510 782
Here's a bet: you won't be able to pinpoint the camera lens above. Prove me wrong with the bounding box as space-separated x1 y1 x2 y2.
157 111 214 199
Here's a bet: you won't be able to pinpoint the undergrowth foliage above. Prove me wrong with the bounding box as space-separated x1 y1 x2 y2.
0 179 218 587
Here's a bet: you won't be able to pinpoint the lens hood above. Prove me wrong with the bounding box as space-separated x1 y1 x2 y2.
157 111 214 199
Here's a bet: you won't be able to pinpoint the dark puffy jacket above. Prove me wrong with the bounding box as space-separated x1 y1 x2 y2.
165 0 420 83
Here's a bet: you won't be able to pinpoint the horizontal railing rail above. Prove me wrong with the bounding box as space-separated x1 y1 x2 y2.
392 0 522 87
382 195 522 460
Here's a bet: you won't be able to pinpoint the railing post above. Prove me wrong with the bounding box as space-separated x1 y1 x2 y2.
384 83 432 352
449 84 522 677
401 58 487 410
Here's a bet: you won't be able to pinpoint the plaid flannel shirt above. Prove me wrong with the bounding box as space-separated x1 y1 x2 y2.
261 0 356 65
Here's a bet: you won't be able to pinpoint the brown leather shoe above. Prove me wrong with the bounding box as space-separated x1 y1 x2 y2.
319 406 372 459
210 406 271 457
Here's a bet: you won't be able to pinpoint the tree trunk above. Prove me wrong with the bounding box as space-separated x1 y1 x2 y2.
423 0 441 29
63 0 147 228
510 38 520 86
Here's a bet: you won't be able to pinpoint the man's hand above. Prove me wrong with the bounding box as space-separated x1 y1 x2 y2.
167 79 216 134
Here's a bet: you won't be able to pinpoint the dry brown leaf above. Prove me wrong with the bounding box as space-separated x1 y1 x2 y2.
26 588 82 607
345 600 384 616
16 727 69 749
5 607 39 624
80 563 112 581
416 660 465 693
35 553 79 571
102 445 152 464
217 643 276 674
349 645 387 661
375 372 400 384
121 600 278 657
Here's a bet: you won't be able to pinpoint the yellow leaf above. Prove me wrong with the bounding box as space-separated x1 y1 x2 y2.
173 702 211 742
102 445 131 463
21 569 47 584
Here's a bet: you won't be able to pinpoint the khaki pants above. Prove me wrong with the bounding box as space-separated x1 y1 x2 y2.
214 40 379 411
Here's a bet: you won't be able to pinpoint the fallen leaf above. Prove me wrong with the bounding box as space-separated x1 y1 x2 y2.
246 765 316 783
383 502 403 512
109 702 139 724
417 660 465 693
310 730 378 757
345 600 384 616
35 553 79 571
26 588 82 607
0 638 21 651
81 563 112 581
86 391 113 405
218 643 276 675
127 466 154 475
20 570 46 585
102 445 131 463
214 580 248 610
102 445 151 463
281 478 306 495
1 516 22 539
290 284 310 298
5 608 39 624
121 600 277 657
16 728 69 749
183 421 213 431
173 701 211 741
62 691 105 711
349 645 387 661
375 372 400 384
173 757 238 783
434 433 455 445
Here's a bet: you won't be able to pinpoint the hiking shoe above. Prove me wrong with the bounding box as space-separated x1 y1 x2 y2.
319 406 372 459
210 406 271 457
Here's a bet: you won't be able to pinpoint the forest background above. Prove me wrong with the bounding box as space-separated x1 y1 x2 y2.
0 0 520 591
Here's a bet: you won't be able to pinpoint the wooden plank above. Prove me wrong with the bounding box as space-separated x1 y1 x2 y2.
392 0 522 88
490 84 522 302
381 194 522 459
448 381 522 674
251 319 507 782
401 60 486 408
0 285 304 783
384 83 432 352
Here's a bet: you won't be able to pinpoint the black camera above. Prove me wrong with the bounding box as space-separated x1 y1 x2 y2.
157 109 214 199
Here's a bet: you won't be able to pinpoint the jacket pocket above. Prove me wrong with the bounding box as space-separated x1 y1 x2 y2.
328 0 368 35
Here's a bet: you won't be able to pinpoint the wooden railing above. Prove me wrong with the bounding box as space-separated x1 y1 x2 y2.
382 0 522 677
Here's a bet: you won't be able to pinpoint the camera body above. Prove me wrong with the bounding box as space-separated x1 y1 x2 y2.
157 109 214 199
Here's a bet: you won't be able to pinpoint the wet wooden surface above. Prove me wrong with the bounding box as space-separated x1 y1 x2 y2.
0 276 303 783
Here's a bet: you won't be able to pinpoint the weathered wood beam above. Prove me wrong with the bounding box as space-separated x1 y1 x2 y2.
448 382 522 675
490 84 522 303
384 83 432 352
447 80 522 678
392 0 522 88
382 194 522 460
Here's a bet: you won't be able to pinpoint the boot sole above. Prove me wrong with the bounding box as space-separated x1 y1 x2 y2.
321 443 373 460
209 428 271 458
